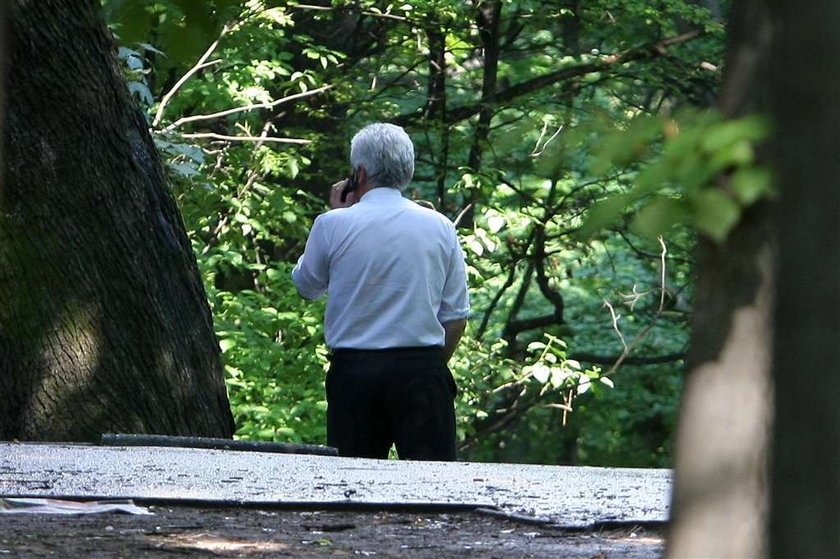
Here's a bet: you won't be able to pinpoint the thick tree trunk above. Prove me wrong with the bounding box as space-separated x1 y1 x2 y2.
0 1 6 197
767 2 840 556
0 0 234 441
667 1 774 556
672 1 840 556
668 210 774 558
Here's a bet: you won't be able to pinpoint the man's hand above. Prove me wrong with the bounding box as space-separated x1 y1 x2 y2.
329 179 358 209
442 319 467 363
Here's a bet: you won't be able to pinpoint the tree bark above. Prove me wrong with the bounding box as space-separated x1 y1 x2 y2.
459 0 501 229
423 23 450 208
0 0 234 441
767 2 840 556
466 0 501 175
667 0 774 556
0 1 6 200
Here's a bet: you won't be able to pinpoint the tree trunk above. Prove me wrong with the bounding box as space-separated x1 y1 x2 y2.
767 2 840 556
459 0 501 228
424 23 450 209
0 1 6 197
667 0 774 556
0 0 234 441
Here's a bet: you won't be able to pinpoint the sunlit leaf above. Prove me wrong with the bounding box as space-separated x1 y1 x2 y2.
531 364 551 384
487 215 506 233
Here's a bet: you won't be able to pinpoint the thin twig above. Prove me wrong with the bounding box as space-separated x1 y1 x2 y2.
163 84 334 133
453 203 474 227
530 124 563 157
294 3 409 22
601 236 672 376
603 299 628 352
200 120 275 256
180 132 311 144
658 236 668 311
153 25 230 127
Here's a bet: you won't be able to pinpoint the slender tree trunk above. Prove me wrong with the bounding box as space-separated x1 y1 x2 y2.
460 0 501 228
767 2 840 556
466 0 501 174
424 23 449 209
0 0 234 441
667 0 774 556
561 0 580 52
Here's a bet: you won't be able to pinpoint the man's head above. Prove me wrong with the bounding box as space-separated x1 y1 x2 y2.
350 123 415 192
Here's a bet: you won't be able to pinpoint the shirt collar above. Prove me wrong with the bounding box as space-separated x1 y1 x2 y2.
360 187 403 202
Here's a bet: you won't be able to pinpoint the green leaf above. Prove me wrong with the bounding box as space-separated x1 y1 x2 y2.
631 196 688 239
531 364 551 384
578 194 630 238
526 341 546 352
731 166 773 205
707 138 754 172
550 369 569 388
577 379 591 395
467 237 484 256
701 116 771 153
690 188 741 243
487 215 506 233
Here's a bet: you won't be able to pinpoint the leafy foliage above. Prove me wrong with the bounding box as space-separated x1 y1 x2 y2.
104 0 728 465
580 110 773 242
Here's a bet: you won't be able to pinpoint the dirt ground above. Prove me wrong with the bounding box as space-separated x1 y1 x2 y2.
0 505 665 558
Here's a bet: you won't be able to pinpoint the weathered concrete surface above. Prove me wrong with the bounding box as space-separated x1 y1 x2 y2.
0 443 671 527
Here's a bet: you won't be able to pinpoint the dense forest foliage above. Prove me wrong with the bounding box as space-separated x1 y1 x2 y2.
102 0 729 466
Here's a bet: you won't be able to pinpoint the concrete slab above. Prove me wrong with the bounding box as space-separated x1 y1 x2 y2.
0 443 671 528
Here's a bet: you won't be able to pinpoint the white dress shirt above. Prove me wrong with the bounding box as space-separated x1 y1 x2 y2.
292 187 470 349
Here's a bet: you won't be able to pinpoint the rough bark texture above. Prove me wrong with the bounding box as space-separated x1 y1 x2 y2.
0 0 234 441
0 2 6 196
767 2 840 556
667 1 774 556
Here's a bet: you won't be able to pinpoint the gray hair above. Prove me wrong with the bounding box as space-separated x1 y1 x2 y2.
350 123 415 191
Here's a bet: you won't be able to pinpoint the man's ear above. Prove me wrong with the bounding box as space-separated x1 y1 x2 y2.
356 165 368 188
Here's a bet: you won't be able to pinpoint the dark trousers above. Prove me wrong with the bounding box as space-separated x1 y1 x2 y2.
326 346 457 461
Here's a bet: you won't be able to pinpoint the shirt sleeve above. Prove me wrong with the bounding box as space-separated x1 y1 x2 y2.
291 215 330 300
437 225 471 323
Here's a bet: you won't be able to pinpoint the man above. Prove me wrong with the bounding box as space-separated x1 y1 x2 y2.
291 123 470 461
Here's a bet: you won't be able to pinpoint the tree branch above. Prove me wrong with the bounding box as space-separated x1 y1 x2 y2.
162 84 334 133
153 25 230 128
293 3 409 22
180 132 311 144
394 29 704 126
569 352 685 366
504 313 561 337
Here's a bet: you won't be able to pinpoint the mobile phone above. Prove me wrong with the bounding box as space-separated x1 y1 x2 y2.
340 172 358 203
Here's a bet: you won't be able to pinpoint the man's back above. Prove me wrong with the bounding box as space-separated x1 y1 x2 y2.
294 187 468 350
291 122 469 460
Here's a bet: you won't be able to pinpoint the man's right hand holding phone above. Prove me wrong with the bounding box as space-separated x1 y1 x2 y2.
329 177 358 209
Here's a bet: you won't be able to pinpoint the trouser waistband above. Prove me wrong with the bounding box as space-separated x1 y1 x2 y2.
330 346 442 358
